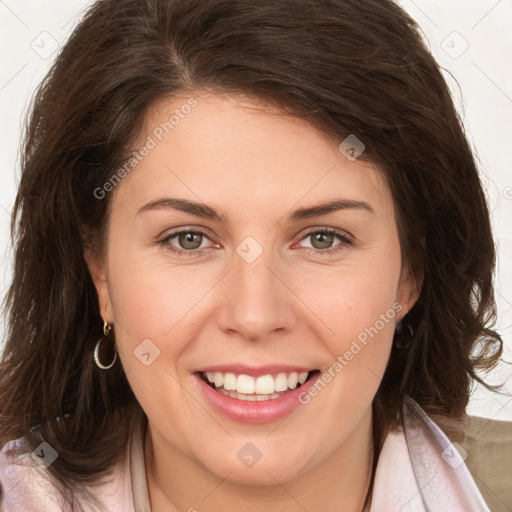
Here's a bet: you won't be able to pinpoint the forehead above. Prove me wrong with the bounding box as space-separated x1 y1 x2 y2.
112 91 393 220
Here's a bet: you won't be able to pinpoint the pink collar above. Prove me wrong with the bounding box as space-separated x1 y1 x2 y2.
369 395 489 511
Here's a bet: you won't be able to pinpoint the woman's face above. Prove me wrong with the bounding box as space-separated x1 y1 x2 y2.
86 91 419 486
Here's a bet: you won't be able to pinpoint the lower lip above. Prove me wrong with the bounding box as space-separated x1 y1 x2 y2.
194 371 321 424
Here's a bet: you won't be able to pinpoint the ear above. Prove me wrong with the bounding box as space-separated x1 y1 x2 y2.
396 263 423 321
82 225 114 323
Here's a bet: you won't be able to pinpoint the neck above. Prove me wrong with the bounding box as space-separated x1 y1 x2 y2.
145 408 374 512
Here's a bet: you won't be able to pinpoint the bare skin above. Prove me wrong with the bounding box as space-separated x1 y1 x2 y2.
85 91 421 512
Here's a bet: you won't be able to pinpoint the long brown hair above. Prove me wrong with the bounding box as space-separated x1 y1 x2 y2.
0 0 506 508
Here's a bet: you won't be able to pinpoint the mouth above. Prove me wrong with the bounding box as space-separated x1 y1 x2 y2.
197 369 321 402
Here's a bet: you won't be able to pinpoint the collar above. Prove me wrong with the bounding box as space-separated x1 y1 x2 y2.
369 395 490 511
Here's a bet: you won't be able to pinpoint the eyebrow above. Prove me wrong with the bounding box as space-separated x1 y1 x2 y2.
135 197 375 223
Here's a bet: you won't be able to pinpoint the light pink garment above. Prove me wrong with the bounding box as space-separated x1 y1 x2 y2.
0 419 145 512
369 396 490 511
0 396 490 511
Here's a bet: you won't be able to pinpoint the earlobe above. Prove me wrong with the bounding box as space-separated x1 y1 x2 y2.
82 229 114 323
397 265 423 321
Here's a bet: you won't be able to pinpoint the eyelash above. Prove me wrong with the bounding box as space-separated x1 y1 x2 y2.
158 228 353 258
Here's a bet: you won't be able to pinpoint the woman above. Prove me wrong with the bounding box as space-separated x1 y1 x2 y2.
0 0 510 510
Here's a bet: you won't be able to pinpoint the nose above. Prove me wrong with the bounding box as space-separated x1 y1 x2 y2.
215 246 297 343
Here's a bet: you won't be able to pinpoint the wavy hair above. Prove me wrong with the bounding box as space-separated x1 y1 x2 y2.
0 0 506 508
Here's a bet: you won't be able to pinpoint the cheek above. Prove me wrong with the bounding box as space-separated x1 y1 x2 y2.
319 281 398 384
304 278 399 421
303 256 400 344
301 244 401 385
337 279 399 343
105 258 198 427
102 245 186 392
104 247 227 408
105 225 211 341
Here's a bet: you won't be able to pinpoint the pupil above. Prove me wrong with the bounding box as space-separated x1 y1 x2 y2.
313 232 333 249
180 232 201 249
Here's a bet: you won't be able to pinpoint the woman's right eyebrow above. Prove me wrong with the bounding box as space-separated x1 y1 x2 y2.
135 197 228 223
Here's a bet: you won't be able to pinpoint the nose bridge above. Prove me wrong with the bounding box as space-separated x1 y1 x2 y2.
217 238 295 341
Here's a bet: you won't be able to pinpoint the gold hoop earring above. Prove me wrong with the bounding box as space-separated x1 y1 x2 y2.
94 321 118 370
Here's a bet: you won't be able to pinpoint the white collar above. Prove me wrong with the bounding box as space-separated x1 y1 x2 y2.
369 395 490 511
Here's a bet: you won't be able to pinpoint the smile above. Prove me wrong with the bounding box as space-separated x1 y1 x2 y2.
200 370 312 401
194 367 321 423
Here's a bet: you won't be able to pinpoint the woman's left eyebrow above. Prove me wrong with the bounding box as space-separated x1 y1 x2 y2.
287 198 375 221
135 196 375 224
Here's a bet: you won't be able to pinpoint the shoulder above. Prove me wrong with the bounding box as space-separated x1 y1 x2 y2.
0 438 65 511
459 414 512 512
0 434 135 512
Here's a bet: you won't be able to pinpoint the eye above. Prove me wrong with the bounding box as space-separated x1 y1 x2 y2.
297 228 353 256
158 229 215 256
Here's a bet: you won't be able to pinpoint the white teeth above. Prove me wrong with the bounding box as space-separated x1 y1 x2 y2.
274 373 288 392
203 370 312 396
214 372 224 388
255 375 274 394
238 392 256 401
236 374 255 394
298 371 308 384
288 372 299 389
223 372 237 391
222 390 283 401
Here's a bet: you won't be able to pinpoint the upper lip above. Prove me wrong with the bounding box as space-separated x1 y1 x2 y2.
194 363 316 377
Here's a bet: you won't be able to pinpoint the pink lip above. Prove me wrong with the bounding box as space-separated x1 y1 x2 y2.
194 370 321 424
194 363 313 377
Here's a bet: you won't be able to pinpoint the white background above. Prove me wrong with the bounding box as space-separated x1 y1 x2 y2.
0 0 511 420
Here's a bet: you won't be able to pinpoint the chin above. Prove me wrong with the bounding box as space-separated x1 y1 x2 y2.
199 448 313 486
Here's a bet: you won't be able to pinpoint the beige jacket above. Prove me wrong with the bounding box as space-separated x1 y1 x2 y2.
460 413 512 511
